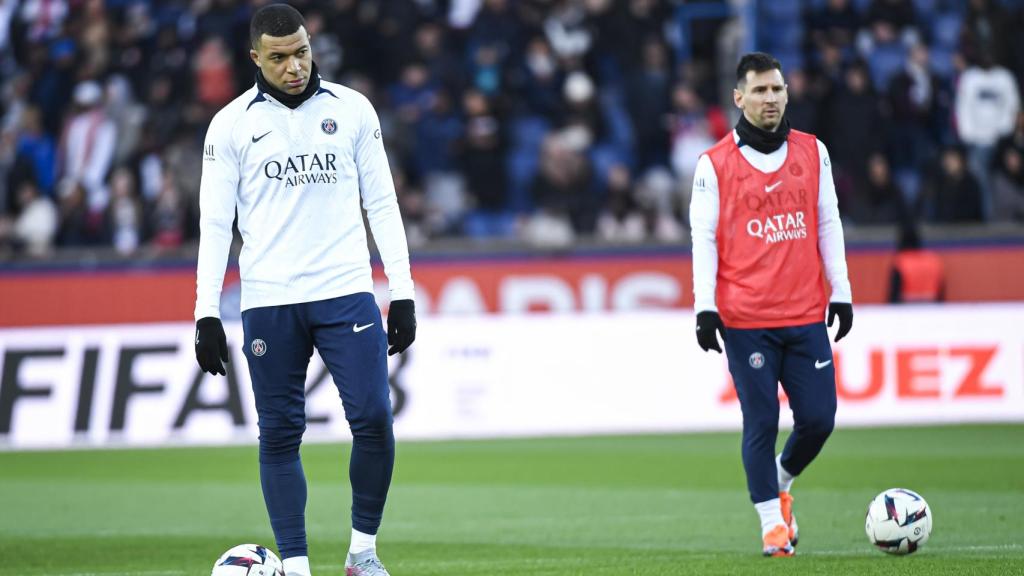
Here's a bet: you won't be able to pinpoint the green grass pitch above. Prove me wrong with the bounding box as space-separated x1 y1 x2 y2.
1 424 1022 575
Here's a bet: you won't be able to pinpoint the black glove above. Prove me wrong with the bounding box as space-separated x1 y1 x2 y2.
828 302 853 342
195 317 228 375
696 310 726 353
387 299 417 356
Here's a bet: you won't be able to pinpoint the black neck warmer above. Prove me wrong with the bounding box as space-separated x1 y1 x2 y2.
256 62 321 109
735 113 791 154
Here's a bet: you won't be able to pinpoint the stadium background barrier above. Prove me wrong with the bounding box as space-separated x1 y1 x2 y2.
1 245 1024 327
1 303 1021 450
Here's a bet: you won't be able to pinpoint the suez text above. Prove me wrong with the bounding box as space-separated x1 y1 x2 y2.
719 346 1004 402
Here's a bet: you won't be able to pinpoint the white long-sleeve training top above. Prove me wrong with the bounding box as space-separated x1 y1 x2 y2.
689 131 852 313
195 80 414 320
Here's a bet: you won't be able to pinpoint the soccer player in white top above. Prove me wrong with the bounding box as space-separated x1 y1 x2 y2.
194 5 414 576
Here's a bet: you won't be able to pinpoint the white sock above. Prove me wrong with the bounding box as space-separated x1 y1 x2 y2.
282 555 311 576
776 454 796 493
349 528 377 554
755 498 786 536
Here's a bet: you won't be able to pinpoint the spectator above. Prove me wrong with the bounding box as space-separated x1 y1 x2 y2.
955 51 1020 219
58 81 117 214
543 0 592 63
105 75 146 168
887 43 945 172
961 0 1012 69
28 37 77 136
561 70 604 149
461 89 508 216
468 42 506 98
596 163 644 243
806 0 860 54
147 25 190 96
511 35 564 121
864 0 917 41
625 38 672 171
996 111 1024 162
888 216 944 303
526 131 595 243
823 61 883 205
193 36 236 109
139 75 181 152
637 166 686 243
146 171 189 250
17 0 69 43
10 180 56 256
784 68 819 134
304 10 343 81
394 169 429 247
12 105 55 196
414 22 464 97
77 0 111 79
992 147 1024 223
668 83 724 193
469 0 522 60
920 146 984 223
851 153 904 225
105 166 142 255
55 179 103 247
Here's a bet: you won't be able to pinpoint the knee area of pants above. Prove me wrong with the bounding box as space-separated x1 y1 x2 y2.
349 405 393 434
800 415 835 436
259 427 304 454
745 414 779 435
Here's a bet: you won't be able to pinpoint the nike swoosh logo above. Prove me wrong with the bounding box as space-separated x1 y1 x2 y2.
764 181 783 193
251 130 272 143
815 359 832 369
353 323 375 333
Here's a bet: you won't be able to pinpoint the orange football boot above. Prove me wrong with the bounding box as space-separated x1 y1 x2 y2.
762 524 795 557
780 491 799 546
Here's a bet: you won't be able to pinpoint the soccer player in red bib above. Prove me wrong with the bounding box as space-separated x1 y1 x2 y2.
689 52 853 557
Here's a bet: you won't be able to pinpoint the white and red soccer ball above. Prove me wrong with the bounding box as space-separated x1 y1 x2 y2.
211 544 285 576
865 488 933 555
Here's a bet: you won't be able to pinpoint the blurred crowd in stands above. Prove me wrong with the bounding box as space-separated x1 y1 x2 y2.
0 0 1022 259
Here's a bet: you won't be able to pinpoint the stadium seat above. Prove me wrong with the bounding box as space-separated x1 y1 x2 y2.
929 45 956 78
866 42 909 91
931 13 963 49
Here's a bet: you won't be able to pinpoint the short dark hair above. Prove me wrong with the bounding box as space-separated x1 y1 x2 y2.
250 3 305 49
736 52 782 87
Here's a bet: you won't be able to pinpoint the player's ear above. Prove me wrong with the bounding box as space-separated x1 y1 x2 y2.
733 87 743 109
249 49 260 67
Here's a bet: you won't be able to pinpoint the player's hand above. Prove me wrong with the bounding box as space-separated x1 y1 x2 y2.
696 310 726 353
387 299 417 356
828 302 853 342
195 317 229 375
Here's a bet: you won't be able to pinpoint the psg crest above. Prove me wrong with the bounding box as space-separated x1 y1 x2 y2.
251 339 267 357
321 118 337 134
749 352 765 369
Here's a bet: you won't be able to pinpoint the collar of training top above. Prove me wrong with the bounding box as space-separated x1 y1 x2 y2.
250 61 336 110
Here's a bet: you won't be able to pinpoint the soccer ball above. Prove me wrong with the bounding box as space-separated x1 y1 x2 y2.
211 544 285 576
864 488 932 555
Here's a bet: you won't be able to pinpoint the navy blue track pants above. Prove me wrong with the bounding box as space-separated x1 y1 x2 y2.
724 322 837 503
242 292 394 558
